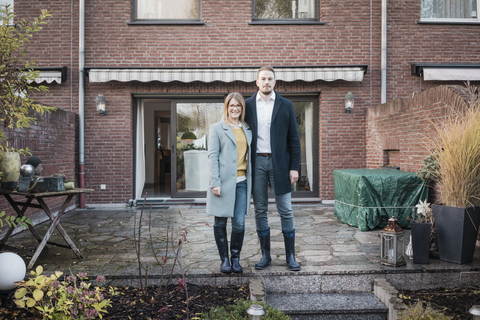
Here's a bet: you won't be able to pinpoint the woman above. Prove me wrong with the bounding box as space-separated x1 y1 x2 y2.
207 92 252 273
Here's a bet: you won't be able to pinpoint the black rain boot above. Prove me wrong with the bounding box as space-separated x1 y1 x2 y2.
255 228 272 270
283 230 301 271
230 230 245 273
214 226 232 273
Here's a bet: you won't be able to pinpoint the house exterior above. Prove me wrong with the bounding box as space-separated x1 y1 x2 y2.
7 0 480 207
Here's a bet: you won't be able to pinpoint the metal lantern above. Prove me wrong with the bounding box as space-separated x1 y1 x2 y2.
380 216 406 267
96 94 106 116
345 92 355 113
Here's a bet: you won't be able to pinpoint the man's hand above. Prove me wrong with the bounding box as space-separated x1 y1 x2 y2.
212 186 221 197
289 170 299 185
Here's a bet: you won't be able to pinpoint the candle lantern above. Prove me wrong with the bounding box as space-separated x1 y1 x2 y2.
380 216 406 267
469 305 480 319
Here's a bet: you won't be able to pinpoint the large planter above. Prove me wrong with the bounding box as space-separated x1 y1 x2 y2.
432 204 480 264
411 222 431 264
0 151 20 190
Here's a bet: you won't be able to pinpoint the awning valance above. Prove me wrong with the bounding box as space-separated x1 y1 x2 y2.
411 63 480 81
31 67 68 84
34 71 63 84
87 66 367 83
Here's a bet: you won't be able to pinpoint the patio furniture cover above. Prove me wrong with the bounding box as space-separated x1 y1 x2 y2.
334 168 428 231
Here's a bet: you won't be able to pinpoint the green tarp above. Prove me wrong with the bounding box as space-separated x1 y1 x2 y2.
333 169 428 231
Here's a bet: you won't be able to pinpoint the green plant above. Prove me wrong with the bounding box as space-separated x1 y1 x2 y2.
417 154 440 182
201 298 291 320
423 83 480 208
398 302 451 320
0 210 32 232
14 266 117 320
0 4 56 153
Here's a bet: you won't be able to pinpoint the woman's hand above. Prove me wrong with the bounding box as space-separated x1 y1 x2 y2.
212 186 221 197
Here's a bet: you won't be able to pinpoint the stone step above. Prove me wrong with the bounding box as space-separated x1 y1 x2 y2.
266 293 388 320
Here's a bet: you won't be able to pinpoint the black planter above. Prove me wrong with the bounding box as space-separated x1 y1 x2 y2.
411 222 431 264
432 204 480 264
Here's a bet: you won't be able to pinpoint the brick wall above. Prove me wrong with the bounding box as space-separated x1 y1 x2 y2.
13 0 480 203
366 85 471 204
0 108 77 228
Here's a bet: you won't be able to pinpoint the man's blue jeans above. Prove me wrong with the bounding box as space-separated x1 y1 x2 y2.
214 180 247 233
253 155 294 232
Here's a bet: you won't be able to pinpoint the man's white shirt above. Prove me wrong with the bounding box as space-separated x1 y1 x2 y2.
255 91 276 154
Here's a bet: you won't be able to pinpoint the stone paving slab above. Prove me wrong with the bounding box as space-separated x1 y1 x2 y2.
2 204 480 293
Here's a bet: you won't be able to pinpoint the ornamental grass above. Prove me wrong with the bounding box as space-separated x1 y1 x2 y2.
427 87 480 208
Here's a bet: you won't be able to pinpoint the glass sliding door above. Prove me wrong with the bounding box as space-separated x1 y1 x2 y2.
287 96 318 197
171 99 223 197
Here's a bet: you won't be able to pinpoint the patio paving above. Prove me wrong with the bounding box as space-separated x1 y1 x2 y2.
2 204 480 293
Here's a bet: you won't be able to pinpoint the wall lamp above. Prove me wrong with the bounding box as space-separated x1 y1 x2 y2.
345 92 354 113
96 94 106 116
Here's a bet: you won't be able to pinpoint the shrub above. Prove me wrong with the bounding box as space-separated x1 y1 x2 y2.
398 302 451 320
201 298 291 320
14 266 116 320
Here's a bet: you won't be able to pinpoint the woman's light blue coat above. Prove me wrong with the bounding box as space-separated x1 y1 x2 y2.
206 120 252 217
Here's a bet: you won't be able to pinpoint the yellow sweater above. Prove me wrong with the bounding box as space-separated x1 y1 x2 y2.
233 128 247 177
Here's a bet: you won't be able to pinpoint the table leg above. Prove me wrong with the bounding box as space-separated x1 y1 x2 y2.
36 196 83 259
0 195 42 249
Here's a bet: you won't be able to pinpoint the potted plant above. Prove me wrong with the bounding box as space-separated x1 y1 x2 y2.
408 200 434 264
422 83 480 264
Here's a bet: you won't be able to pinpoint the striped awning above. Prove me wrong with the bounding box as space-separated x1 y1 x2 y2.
34 71 63 84
424 68 480 81
87 66 367 83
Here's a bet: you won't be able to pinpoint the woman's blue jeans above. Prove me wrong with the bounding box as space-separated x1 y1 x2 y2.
252 155 294 232
214 180 247 233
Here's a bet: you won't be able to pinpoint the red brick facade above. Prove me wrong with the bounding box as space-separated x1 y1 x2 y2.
0 108 76 220
366 85 472 204
9 0 480 205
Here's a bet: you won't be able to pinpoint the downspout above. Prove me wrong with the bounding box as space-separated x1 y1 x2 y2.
78 0 86 208
381 0 387 103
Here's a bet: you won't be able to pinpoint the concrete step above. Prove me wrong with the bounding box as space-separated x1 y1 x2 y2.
266 293 388 320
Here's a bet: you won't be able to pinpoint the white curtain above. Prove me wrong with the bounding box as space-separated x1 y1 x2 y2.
135 100 146 200
305 104 313 190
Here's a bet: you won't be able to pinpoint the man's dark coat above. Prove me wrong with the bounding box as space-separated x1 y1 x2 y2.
244 91 301 196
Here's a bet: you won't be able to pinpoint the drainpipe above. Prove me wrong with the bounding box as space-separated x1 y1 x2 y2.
381 0 387 103
78 0 86 208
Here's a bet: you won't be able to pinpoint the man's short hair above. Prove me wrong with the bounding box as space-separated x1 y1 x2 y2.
257 66 275 79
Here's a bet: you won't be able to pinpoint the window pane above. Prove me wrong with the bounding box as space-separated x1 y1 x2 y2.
255 0 315 19
421 0 477 19
0 0 13 20
136 0 199 20
293 102 313 192
175 102 223 192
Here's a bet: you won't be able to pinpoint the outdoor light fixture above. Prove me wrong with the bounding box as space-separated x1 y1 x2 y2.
0 252 26 291
380 216 406 267
470 305 480 319
345 92 354 113
96 94 106 116
247 304 265 320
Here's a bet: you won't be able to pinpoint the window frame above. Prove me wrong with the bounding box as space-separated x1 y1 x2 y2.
251 0 321 24
419 0 480 24
130 0 202 24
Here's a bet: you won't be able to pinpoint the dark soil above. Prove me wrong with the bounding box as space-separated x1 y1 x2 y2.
2 284 479 319
399 286 480 319
0 283 250 320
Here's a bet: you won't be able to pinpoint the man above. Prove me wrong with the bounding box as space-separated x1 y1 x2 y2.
244 66 301 271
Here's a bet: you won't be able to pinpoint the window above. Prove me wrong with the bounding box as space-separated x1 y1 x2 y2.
0 0 13 21
253 0 317 20
420 0 479 21
134 0 199 20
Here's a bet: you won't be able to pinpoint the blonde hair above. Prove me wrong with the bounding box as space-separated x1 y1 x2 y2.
222 92 247 127
257 65 275 79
